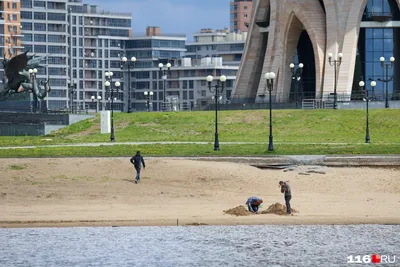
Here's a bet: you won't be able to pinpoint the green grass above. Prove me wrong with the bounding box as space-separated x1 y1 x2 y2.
0 109 400 156
0 143 399 158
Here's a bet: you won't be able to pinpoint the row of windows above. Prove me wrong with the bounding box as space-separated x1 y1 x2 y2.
125 40 185 49
21 12 66 21
21 22 66 32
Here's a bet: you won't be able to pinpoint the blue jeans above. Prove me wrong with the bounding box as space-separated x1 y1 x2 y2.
285 195 292 214
135 167 141 182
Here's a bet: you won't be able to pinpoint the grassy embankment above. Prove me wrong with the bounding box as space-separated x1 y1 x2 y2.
0 109 399 157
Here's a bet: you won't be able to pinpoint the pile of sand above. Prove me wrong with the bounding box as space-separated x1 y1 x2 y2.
261 203 298 215
224 206 252 216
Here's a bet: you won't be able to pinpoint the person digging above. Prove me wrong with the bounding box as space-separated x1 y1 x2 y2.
245 196 263 214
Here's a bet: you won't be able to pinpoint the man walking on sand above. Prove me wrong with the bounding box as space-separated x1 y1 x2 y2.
130 151 145 184
279 181 292 215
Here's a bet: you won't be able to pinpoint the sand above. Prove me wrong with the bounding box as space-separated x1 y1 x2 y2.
0 158 399 228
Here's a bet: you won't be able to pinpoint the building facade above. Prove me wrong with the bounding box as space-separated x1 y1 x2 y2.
122 28 238 111
186 28 247 66
1 0 131 111
234 0 400 104
230 0 253 33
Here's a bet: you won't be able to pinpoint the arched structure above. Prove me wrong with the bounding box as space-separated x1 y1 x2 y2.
233 0 400 103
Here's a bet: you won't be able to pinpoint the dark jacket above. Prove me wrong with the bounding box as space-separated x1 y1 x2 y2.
130 154 145 169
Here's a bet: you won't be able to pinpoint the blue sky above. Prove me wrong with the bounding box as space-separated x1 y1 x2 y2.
85 0 231 40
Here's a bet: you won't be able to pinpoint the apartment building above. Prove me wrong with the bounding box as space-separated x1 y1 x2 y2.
18 0 131 110
230 0 253 33
185 28 247 66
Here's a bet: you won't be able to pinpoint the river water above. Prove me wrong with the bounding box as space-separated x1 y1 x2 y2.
1 225 399 267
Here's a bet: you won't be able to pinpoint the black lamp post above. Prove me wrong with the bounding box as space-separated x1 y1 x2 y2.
91 95 102 113
206 75 226 151
265 72 276 151
158 62 172 108
378 56 395 108
68 80 77 113
120 56 136 113
105 71 120 142
328 52 343 109
359 80 370 143
144 91 154 112
289 62 304 108
28 68 38 113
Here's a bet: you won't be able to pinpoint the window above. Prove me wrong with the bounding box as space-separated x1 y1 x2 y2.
34 1 46 8
34 45 46 53
48 35 64 43
22 34 33 42
21 0 32 8
244 6 248 10
48 13 66 21
48 46 66 54
21 11 32 20
189 80 194 89
34 12 46 20
34 23 46 31
201 90 206 97
34 34 46 42
12 3 17 9
189 91 194 99
244 14 248 18
12 14 17 20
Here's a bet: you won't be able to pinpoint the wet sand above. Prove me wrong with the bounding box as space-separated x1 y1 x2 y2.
1 158 399 228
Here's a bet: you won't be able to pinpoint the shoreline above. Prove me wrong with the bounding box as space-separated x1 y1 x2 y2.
2 217 400 229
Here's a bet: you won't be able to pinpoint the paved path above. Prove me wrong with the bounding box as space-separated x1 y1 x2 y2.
0 141 380 150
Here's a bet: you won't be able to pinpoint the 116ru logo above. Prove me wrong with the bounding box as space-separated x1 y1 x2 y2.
347 255 396 264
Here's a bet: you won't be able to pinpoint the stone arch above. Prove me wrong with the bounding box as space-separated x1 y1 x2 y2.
232 0 271 102
278 2 326 102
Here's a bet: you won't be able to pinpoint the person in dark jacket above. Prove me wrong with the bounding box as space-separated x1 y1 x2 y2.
279 181 292 215
130 151 146 184
245 196 263 214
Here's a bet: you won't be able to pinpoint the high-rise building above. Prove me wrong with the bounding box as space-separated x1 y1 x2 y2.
2 0 132 111
230 0 253 33
0 0 23 93
186 28 247 66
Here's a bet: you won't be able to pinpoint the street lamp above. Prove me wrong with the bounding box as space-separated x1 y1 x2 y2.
159 62 172 108
91 95 102 113
144 91 154 112
289 63 304 108
105 71 120 142
206 75 226 151
378 56 395 108
328 52 343 109
367 80 376 143
121 56 137 113
265 72 276 151
68 80 77 113
29 68 38 113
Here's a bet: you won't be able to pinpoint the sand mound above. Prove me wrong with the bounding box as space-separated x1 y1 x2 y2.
224 205 252 216
261 203 298 215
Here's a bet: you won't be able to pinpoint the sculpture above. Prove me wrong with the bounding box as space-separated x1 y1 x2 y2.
1 47 51 100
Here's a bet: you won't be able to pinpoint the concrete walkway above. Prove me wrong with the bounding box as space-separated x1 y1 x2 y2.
0 141 384 150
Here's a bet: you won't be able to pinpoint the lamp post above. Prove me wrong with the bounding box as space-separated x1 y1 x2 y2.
121 56 137 113
367 80 376 143
144 91 154 112
91 95 102 113
378 56 395 108
28 68 38 113
289 63 304 108
105 71 120 142
206 75 226 151
328 52 343 109
265 72 276 151
158 62 172 109
68 80 77 113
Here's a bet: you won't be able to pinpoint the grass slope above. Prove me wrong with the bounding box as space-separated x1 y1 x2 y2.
0 109 399 157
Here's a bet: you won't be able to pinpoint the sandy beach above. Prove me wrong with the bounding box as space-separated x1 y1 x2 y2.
0 157 399 228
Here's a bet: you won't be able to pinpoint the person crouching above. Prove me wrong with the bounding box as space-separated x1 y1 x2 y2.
246 196 263 214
